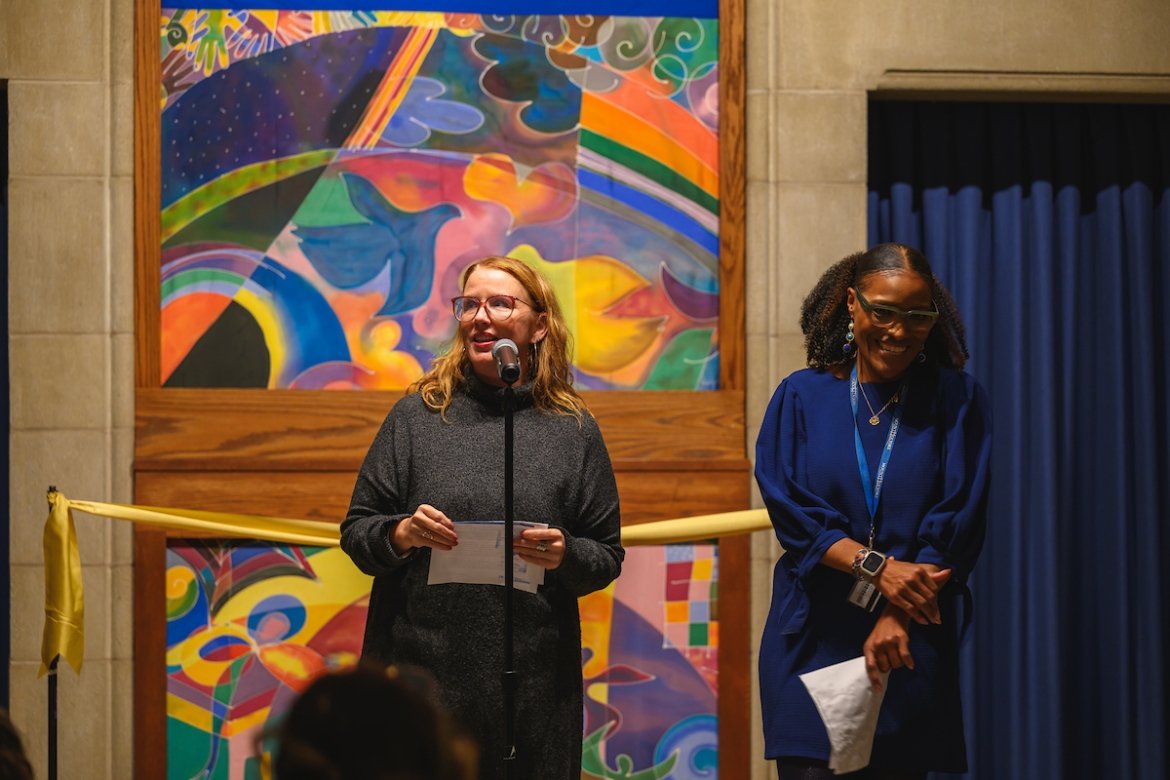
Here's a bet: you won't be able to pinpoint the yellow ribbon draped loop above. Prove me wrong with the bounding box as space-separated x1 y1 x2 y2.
39 490 770 675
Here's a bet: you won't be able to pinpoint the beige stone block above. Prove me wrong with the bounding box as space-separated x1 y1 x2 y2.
744 329 775 424
0 10 10 77
9 429 111 566
10 335 110 428
112 83 135 177
744 0 777 92
111 0 136 84
111 565 134 660
9 82 108 177
10 564 111 664
112 423 133 477
745 90 772 184
86 564 114 661
111 659 135 780
9 566 46 664
111 176 135 331
774 91 866 183
744 180 776 335
112 333 135 428
778 0 1170 91
774 182 866 315
111 515 135 566
776 1 876 90
8 661 48 780
773 331 807 377
5 0 106 81
57 658 115 778
8 177 110 334
745 330 805 435
111 428 136 564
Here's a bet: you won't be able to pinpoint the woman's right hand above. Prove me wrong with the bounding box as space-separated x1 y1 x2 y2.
863 606 913 692
874 559 951 625
390 504 459 555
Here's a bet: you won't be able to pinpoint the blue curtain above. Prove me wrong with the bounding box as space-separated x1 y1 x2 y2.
868 101 1170 780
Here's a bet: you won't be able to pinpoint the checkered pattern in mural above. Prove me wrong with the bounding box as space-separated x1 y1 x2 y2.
662 544 718 650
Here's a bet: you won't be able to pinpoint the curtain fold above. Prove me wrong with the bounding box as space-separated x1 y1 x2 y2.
868 101 1170 780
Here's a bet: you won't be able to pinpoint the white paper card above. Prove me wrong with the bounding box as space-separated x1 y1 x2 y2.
426 520 547 593
798 656 888 774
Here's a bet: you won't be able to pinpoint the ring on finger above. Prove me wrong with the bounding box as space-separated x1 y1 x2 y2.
421 530 434 541
536 541 548 553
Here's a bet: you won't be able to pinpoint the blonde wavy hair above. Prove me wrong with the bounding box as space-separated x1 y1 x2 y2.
410 256 586 419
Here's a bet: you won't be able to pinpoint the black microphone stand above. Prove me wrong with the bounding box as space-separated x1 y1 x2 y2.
501 378 517 778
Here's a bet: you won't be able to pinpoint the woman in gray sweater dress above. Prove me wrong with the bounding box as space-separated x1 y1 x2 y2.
341 255 625 780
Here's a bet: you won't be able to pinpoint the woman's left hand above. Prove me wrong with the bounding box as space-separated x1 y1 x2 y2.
863 606 913 692
516 527 565 570
873 558 951 625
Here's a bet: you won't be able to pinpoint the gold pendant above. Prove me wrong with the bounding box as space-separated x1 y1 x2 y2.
868 415 880 426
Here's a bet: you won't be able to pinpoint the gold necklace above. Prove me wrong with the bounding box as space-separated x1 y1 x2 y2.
858 383 899 426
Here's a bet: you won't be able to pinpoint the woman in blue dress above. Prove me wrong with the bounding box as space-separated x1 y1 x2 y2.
756 243 991 778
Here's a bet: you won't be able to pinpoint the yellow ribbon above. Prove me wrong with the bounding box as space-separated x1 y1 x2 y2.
40 491 771 675
41 491 85 676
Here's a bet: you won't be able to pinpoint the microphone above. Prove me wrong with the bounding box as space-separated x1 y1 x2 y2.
491 338 521 385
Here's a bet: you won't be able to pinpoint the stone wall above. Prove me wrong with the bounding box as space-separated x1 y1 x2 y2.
4 0 135 776
2 0 1168 777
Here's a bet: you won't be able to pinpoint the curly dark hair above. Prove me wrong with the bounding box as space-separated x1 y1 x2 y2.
800 243 969 370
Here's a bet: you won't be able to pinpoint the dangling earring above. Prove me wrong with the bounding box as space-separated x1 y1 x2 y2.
842 320 855 357
530 339 542 376
916 350 926 363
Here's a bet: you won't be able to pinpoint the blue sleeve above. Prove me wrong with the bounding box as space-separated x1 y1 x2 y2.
754 377 853 581
914 373 992 583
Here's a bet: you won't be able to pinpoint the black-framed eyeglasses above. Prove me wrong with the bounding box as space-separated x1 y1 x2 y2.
451 295 535 322
854 288 939 330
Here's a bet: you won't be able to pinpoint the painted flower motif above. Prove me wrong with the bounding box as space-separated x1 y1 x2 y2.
381 77 484 147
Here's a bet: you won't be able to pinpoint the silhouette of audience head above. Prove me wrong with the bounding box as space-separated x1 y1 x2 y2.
270 663 476 780
0 707 34 780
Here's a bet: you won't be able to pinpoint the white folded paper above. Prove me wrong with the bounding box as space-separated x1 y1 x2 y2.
426 520 547 594
798 656 888 774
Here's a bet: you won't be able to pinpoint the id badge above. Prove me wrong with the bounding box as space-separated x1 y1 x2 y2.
847 579 881 612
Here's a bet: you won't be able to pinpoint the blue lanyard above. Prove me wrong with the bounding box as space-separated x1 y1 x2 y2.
849 364 908 529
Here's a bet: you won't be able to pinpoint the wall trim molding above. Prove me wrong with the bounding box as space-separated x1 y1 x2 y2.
875 69 1170 102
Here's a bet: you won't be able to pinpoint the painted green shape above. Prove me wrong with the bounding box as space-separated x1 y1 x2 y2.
643 328 716 390
292 170 369 228
161 150 337 242
162 165 324 252
161 268 245 301
689 623 709 645
167 717 214 780
243 755 265 780
651 19 718 94
581 724 678 780
580 129 719 217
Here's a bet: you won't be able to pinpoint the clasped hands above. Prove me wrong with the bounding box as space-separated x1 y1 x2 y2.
389 504 565 570
863 558 951 692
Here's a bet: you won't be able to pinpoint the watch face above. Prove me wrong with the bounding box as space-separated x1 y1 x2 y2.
861 553 884 574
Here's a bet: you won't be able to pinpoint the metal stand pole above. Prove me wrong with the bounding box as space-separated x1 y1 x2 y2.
501 385 517 778
48 654 59 780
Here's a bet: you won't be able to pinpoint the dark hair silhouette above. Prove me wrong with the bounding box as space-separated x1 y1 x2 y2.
268 664 476 780
0 708 34 780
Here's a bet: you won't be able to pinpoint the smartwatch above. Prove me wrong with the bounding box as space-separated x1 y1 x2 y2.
858 549 887 581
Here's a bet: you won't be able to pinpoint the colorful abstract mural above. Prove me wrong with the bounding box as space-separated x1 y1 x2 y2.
582 545 719 779
166 541 718 779
165 543 371 779
159 8 721 390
